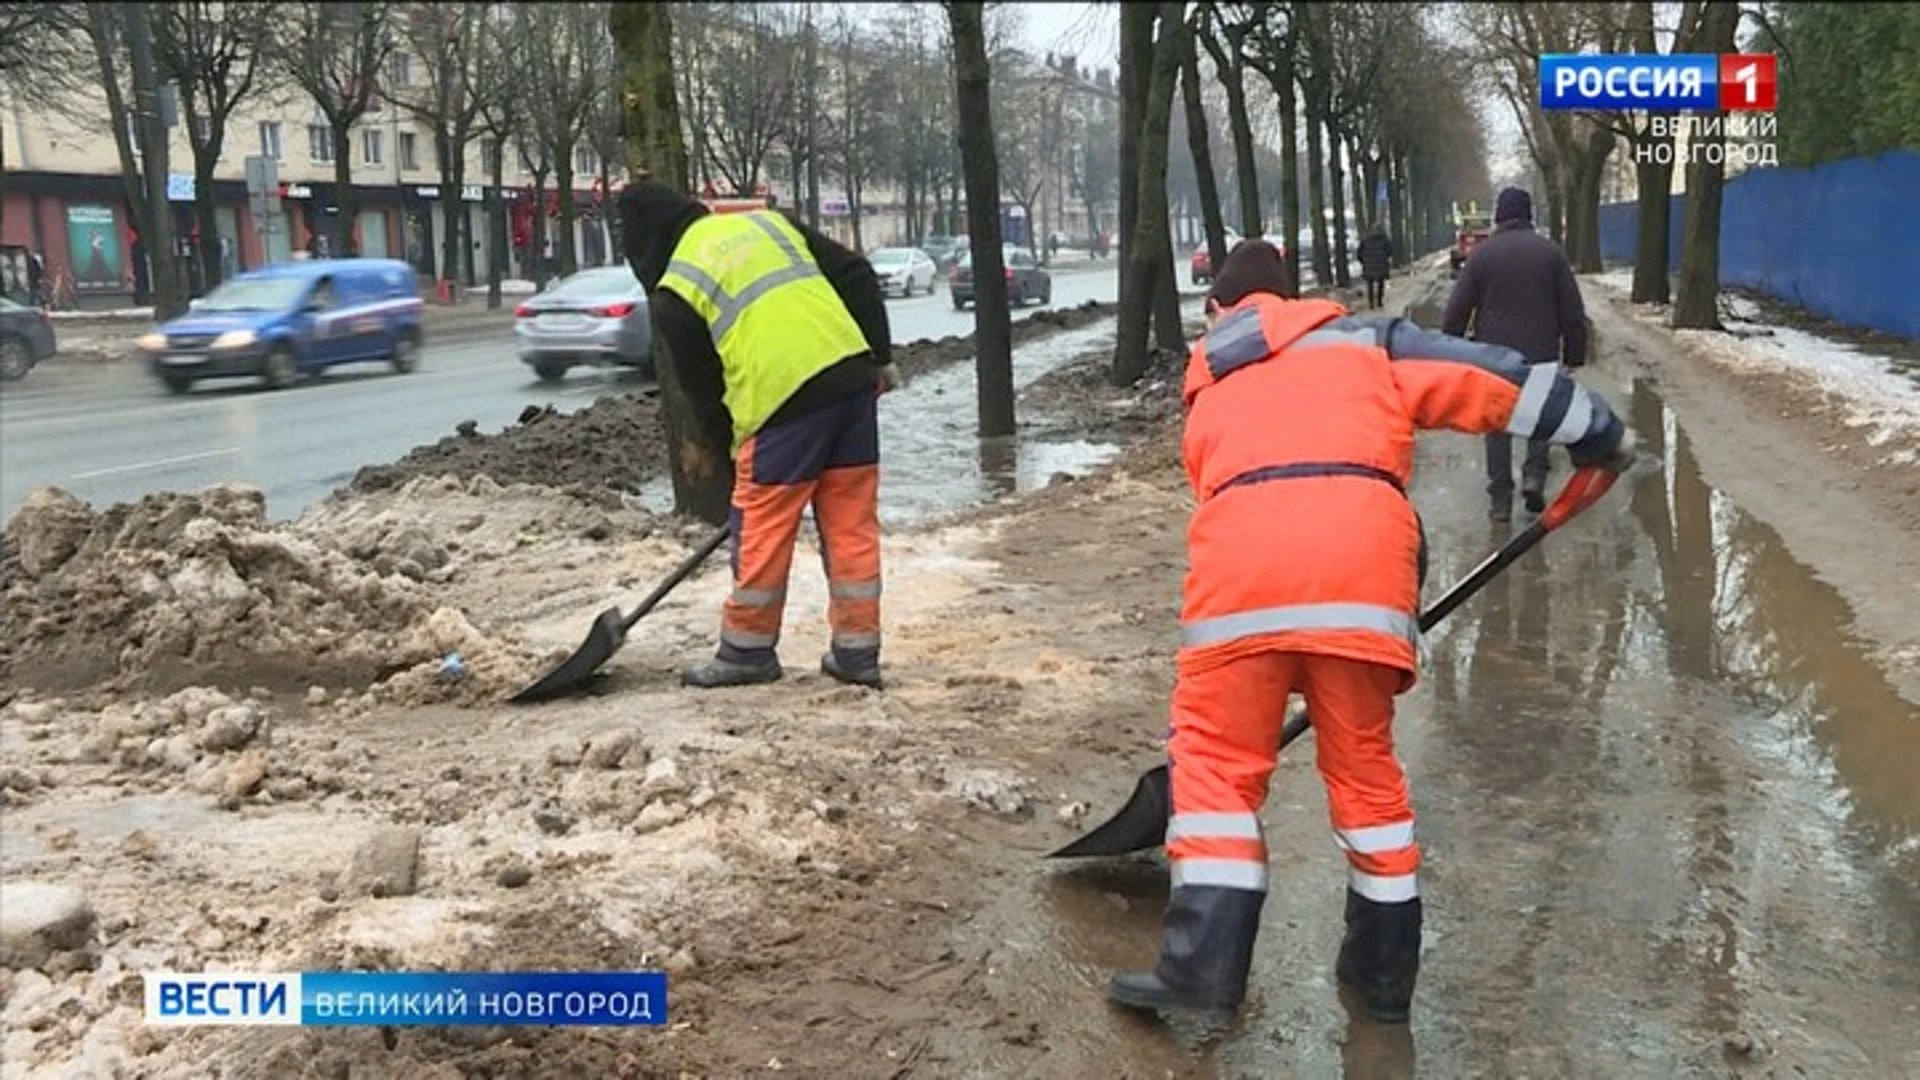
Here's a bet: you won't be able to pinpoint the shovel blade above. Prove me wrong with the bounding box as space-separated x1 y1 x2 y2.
1047 764 1170 858
509 607 629 704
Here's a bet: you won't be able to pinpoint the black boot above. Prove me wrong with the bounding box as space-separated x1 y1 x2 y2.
1335 889 1422 1024
1108 886 1265 1020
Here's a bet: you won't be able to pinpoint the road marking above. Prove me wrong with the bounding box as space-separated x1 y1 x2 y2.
68 447 241 481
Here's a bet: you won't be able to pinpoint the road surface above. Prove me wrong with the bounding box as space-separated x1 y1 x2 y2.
0 260 1137 522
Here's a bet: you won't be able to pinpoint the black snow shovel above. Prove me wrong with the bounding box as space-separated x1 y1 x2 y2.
509 524 733 704
1047 464 1625 859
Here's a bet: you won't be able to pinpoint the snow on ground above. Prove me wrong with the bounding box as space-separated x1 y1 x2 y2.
1589 269 1920 465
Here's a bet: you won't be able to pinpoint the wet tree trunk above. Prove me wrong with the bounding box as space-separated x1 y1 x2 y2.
1114 3 1181 384
1199 29 1261 238
613 1 730 524
1673 0 1738 329
948 1 1014 437
125 3 186 318
486 147 507 309
1179 17 1227 280
329 118 358 257
1632 146 1674 303
1274 71 1302 286
1303 110 1331 286
1117 3 1151 300
556 149 579 277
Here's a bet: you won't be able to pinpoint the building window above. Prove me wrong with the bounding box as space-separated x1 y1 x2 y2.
309 125 334 163
389 53 412 89
480 138 499 177
575 146 598 175
398 131 418 171
362 128 383 167
259 121 283 161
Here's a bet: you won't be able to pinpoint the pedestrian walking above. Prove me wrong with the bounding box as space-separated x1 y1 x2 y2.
1441 186 1591 523
620 180 900 691
1357 222 1392 310
1107 239 1635 1026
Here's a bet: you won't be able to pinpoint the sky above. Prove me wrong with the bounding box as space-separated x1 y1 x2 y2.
1013 3 1120 74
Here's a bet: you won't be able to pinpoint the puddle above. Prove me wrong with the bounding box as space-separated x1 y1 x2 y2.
960 363 1920 1075
637 318 1129 527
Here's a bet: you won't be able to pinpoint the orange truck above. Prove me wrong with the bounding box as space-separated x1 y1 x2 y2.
1450 209 1491 276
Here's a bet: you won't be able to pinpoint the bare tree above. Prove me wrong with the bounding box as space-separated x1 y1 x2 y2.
1198 2 1264 239
612 2 730 524
1246 4 1304 283
822 8 891 251
83 3 188 316
0 5 88 244
1672 0 1739 329
387 1 498 287
154 1 280 293
1113 2 1183 386
699 3 794 197
878 4 957 239
995 55 1063 258
276 1 397 257
475 6 520 307
947 0 1013 437
1179 11 1228 277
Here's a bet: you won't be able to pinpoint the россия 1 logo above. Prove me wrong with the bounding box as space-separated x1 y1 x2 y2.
1539 53 1777 112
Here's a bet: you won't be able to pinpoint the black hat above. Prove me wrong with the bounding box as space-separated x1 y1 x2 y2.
1207 239 1298 308
1495 186 1533 225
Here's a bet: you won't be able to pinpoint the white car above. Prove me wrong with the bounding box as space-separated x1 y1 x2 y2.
868 247 938 297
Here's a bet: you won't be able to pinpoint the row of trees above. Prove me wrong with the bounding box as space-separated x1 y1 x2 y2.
0 1 639 319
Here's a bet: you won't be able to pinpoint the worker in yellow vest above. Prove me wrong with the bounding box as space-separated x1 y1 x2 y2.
620 180 900 690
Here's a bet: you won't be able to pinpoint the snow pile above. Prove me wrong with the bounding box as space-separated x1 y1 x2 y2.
1592 273 1920 464
0 484 539 702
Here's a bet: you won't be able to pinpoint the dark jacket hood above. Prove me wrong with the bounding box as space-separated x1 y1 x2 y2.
621 180 709 291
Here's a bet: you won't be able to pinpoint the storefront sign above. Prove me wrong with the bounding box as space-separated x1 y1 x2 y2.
167 174 195 202
461 185 484 203
279 183 314 200
414 186 441 200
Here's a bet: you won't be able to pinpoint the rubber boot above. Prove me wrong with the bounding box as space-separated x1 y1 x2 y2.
820 650 883 690
680 655 783 688
1108 886 1266 1020
1334 889 1422 1024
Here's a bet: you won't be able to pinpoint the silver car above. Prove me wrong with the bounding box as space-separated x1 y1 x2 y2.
514 266 653 382
868 247 938 298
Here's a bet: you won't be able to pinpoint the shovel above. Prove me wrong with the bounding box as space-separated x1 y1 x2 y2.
509 524 733 704
1047 464 1624 859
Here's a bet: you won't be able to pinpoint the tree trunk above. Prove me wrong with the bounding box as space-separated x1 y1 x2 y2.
1201 32 1262 239
556 149 579 277
1673 0 1737 329
440 125 467 288
530 170 550 290
330 118 358 257
1327 122 1350 287
193 150 222 292
948 1 1014 437
1631 139 1673 303
1303 109 1330 286
486 148 506 309
1117 3 1152 294
1179 19 1227 275
612 2 726 524
1274 71 1302 285
1115 3 1181 385
126 3 185 318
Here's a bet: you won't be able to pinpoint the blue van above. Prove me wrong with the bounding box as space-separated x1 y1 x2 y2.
138 259 425 393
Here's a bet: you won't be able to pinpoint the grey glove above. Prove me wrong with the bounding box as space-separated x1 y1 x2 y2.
875 362 903 395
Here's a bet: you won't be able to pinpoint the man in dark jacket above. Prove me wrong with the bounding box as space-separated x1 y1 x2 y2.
621 180 900 690
1357 223 1392 310
1440 186 1589 523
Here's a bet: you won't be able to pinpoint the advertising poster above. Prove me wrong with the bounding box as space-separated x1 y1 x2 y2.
65 205 122 291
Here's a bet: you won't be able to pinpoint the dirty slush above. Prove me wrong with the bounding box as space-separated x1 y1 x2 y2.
4 278 1920 1078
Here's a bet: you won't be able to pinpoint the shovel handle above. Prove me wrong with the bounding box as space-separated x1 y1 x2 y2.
1276 465 1621 752
619 523 733 634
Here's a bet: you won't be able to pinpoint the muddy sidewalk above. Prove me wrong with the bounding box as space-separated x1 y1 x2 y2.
3 267 1918 1078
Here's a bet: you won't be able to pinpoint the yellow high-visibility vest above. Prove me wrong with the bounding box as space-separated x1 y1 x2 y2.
657 211 871 450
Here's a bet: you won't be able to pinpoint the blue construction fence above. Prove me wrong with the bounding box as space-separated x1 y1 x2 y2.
1597 149 1920 338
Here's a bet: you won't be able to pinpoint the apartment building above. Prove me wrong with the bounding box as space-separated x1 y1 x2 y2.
0 49 616 307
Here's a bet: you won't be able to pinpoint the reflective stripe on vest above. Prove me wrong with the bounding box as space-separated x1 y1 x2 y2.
658 211 869 448
1180 600 1421 650
1203 306 1272 380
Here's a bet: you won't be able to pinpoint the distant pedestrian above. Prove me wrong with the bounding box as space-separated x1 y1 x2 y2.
1440 186 1590 523
1357 222 1392 310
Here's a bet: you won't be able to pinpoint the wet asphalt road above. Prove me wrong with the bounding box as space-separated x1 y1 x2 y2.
0 260 1132 522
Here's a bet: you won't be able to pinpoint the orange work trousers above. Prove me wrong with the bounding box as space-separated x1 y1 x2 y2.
719 389 882 668
1164 650 1419 902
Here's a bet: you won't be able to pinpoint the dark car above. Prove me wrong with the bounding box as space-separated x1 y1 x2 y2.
0 295 56 381
949 246 1052 310
921 234 968 270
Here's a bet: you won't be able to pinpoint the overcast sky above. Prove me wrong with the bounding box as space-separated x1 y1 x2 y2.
1015 2 1120 73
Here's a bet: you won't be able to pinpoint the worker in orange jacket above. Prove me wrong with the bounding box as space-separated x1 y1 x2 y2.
1108 240 1636 1025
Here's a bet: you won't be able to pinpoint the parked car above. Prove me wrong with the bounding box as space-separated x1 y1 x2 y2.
921 234 968 270
514 266 652 383
950 246 1052 310
1450 214 1492 275
868 247 938 298
0 296 55 381
136 259 424 394
1189 230 1246 285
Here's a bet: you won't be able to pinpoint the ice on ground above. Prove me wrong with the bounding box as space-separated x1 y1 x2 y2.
1590 272 1920 464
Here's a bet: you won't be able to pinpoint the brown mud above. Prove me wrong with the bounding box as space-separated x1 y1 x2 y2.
3 267 1917 1078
